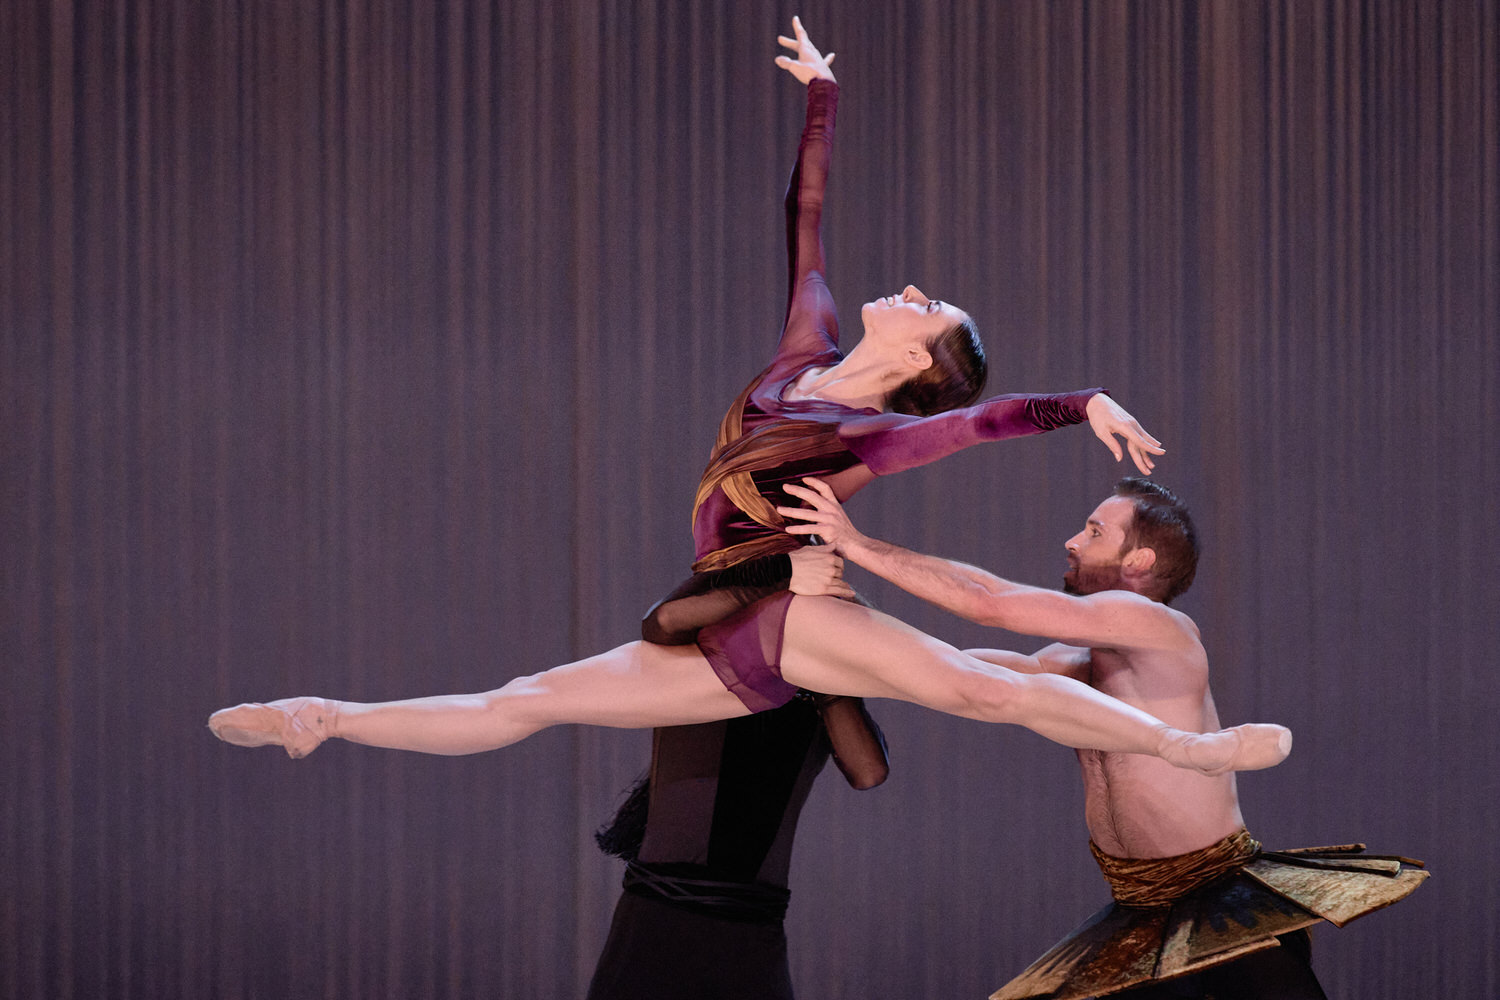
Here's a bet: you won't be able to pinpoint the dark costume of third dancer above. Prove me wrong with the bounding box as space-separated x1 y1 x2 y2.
586 693 886 1000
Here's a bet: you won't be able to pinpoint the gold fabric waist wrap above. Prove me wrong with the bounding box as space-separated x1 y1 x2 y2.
691 534 800 574
690 372 846 575
1089 828 1261 908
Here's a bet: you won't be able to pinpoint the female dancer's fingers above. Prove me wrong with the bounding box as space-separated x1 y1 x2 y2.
1094 426 1125 463
1125 421 1166 454
1117 425 1164 473
776 18 834 83
791 17 826 61
1128 441 1154 475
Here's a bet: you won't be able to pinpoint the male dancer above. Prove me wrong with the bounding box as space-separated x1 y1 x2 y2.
780 476 1425 999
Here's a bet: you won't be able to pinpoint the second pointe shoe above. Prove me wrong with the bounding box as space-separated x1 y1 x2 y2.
1159 723 1293 776
207 697 338 759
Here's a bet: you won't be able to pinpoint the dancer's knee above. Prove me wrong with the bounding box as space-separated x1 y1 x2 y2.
951 664 1025 723
479 672 553 728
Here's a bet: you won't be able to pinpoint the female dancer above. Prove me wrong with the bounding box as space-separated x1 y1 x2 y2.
209 20 1290 775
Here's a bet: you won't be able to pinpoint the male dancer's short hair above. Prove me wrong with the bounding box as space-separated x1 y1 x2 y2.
1112 477 1199 604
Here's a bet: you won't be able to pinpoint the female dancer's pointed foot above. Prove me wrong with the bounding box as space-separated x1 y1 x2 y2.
1158 723 1292 776
208 697 339 759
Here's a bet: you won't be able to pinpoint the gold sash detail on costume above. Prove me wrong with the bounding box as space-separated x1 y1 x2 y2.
1089 828 1261 908
689 373 843 573
696 375 763 525
689 535 800 574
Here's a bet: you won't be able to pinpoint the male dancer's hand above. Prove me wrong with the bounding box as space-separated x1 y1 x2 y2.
779 478 865 555
774 16 837 84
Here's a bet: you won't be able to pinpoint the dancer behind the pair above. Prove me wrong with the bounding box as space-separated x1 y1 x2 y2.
207 19 1290 776
588 547 890 1000
780 476 1427 1000
587 683 887 1000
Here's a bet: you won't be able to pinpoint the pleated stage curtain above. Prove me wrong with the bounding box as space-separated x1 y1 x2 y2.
4 2 1494 997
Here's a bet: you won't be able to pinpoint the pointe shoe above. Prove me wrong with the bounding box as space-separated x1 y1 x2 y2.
208 697 339 759
1158 723 1293 776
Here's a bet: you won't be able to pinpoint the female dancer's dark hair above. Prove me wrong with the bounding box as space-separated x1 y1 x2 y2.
886 316 987 416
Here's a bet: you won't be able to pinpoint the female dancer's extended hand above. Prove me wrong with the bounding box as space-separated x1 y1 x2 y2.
775 16 836 84
1085 394 1166 475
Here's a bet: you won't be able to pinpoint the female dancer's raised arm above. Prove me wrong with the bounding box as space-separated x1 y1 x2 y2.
208 19 1287 778
644 20 1155 644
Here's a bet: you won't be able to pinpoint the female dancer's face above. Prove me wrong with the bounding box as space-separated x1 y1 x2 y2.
860 284 970 349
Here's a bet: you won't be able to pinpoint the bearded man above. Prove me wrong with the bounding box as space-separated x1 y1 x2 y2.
779 476 1425 999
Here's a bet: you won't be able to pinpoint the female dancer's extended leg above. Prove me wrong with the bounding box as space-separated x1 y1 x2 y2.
209 641 750 758
209 599 1288 772
776 596 1287 770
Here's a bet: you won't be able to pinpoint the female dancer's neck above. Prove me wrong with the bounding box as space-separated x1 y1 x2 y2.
798 353 903 411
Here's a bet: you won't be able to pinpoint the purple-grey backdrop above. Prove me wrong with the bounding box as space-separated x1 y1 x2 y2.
5 1 1496 997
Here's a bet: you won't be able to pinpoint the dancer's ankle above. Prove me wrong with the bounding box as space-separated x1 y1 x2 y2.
322 698 344 740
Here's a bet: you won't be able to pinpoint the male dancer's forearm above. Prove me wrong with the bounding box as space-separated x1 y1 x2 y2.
840 534 1021 628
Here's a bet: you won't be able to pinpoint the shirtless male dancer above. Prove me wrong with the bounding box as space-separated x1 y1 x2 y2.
781 475 1426 999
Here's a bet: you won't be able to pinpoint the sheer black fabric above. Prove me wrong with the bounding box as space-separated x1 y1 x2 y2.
641 554 793 646
805 691 889 791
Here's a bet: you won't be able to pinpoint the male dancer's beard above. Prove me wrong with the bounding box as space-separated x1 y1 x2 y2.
1063 558 1124 596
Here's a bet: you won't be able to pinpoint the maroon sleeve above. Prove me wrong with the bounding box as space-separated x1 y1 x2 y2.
838 388 1106 476
773 79 841 363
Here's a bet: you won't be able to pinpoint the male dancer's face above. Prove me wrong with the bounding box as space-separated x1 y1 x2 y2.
1062 496 1135 596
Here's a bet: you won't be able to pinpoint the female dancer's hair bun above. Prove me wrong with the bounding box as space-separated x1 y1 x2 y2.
886 317 988 416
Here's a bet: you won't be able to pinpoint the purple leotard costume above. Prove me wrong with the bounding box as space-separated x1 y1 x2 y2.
654 80 1102 711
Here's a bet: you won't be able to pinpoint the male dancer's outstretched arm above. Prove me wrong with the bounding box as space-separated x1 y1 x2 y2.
779 477 1193 653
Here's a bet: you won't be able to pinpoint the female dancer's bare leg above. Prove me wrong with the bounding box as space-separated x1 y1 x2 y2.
209 600 1288 772
775 597 1288 771
209 642 750 758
